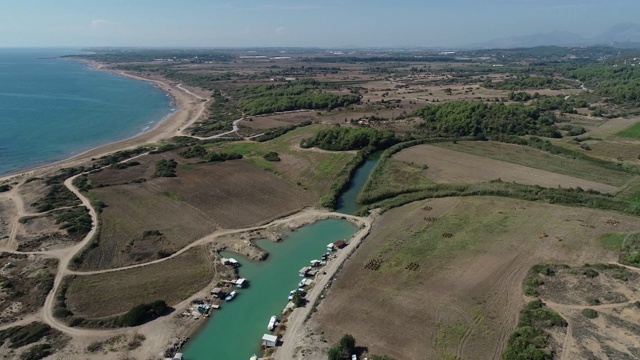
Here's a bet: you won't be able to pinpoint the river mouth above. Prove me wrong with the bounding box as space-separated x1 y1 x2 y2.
182 218 358 359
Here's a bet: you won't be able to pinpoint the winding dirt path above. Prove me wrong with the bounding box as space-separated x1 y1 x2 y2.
2 161 372 341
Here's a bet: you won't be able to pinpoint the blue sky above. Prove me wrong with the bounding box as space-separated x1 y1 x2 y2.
1 0 637 47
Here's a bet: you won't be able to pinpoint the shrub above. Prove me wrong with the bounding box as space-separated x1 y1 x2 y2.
152 159 178 178
339 334 356 353
0 322 52 348
582 268 599 278
263 152 281 162
581 308 598 319
117 300 168 327
20 344 53 360
0 184 11 192
291 292 305 308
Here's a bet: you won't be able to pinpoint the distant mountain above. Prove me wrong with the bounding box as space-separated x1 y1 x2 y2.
470 31 587 49
468 23 640 49
592 23 640 45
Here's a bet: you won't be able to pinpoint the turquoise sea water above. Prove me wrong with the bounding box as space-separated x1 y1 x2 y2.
0 48 173 175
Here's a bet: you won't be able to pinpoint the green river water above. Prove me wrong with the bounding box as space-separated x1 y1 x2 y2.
183 157 378 360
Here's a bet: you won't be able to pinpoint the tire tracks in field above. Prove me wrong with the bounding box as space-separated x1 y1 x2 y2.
455 251 533 360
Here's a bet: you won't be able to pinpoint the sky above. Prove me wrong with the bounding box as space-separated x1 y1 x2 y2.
1 0 638 48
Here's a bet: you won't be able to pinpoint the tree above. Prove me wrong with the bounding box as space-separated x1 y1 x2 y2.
339 334 356 354
328 346 342 360
291 292 304 307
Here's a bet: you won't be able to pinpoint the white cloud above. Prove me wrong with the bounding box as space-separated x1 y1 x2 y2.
275 26 286 35
91 19 117 30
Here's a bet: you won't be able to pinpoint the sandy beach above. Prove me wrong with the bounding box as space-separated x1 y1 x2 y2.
0 61 209 184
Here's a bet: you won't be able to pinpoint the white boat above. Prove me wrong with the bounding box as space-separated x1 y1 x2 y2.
310 259 322 267
235 278 248 288
225 290 237 301
267 315 277 331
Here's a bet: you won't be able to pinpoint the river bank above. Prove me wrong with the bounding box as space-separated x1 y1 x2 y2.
0 56 379 360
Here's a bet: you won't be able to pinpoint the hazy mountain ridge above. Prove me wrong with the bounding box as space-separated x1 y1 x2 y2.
470 23 640 49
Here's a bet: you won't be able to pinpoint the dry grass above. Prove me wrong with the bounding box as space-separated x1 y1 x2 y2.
211 125 356 196
576 140 640 163
310 196 640 360
0 195 15 241
405 142 626 191
528 264 640 358
16 211 82 251
82 159 314 270
82 182 217 270
65 247 215 318
0 254 57 324
242 111 317 129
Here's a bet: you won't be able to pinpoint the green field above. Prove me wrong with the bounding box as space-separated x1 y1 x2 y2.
208 125 355 194
435 141 635 187
357 158 433 204
616 122 640 139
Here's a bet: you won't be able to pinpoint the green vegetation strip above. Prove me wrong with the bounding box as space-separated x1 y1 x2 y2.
616 122 640 139
502 300 567 360
356 181 640 217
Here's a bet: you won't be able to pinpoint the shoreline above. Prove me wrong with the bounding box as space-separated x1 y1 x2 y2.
0 59 208 184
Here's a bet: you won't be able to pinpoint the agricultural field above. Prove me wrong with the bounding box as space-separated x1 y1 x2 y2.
210 124 356 195
616 120 640 139
81 158 313 270
242 111 317 130
0 254 57 324
555 139 640 164
394 144 621 193
308 196 640 360
433 141 636 188
64 247 218 319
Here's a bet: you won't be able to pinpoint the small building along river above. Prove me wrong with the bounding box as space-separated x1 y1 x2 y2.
182 156 378 359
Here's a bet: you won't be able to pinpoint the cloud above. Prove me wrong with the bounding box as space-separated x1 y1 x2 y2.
90 19 117 30
275 26 286 35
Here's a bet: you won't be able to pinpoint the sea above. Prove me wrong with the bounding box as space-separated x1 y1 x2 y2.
0 48 173 176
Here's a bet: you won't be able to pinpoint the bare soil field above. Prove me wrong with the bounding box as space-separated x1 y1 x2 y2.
243 111 317 129
65 247 216 318
395 144 622 193
0 253 57 324
81 159 313 270
307 196 640 360
526 264 640 359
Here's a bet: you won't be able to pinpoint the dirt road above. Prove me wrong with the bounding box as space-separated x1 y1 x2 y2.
274 214 373 360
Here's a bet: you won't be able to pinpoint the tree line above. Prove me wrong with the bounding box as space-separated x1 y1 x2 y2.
568 65 640 106
235 79 360 116
413 101 561 138
300 126 397 151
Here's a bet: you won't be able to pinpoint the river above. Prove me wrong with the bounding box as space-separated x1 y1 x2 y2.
182 156 379 360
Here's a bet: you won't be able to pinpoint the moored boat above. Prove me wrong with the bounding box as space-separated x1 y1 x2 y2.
267 315 277 331
225 290 237 301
